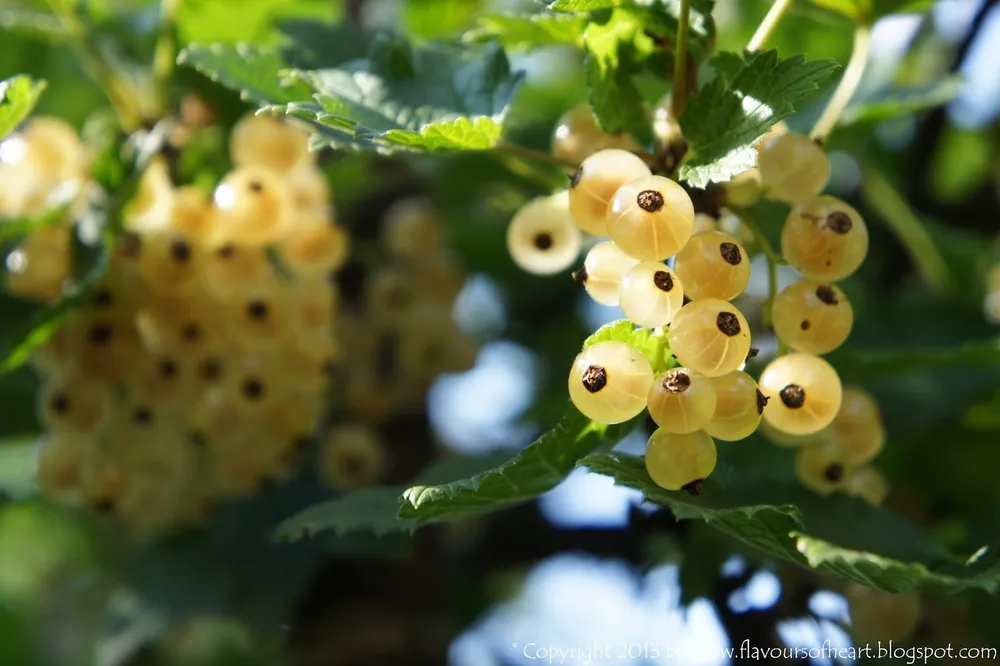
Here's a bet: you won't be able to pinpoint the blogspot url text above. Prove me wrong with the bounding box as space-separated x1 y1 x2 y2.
514 639 998 664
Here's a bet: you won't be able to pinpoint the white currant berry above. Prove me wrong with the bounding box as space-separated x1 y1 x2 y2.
568 149 651 236
667 299 752 377
772 279 853 354
645 428 717 493
646 368 717 434
211 166 293 246
568 341 653 424
551 104 641 166
230 113 311 171
704 371 766 441
795 439 850 495
724 168 762 207
577 241 639 306
845 466 889 506
606 175 695 261
507 190 583 275
844 585 922 643
618 262 683 327
759 353 843 435
673 230 750 301
320 424 386 491
782 196 869 282
757 131 830 203
831 386 886 465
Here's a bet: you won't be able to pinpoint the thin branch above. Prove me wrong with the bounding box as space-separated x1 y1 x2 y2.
747 0 795 52
860 164 953 294
735 208 784 332
810 23 871 142
671 0 691 119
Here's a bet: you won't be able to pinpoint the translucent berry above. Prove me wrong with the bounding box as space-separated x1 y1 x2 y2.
136 296 223 359
381 198 440 259
704 371 765 441
568 149 651 236
507 191 582 275
230 113 311 171
278 218 350 278
211 166 293 246
760 353 843 436
577 241 640 306
279 331 338 394
198 242 273 299
693 213 717 235
845 466 889 506
831 386 886 465
568 341 653 424
137 230 203 295
126 158 174 232
552 104 641 166
320 424 386 491
673 231 750 301
167 186 214 242
795 439 850 495
0 116 87 186
757 131 830 204
224 285 291 352
606 175 695 261
782 196 869 282
724 168 762 207
772 279 853 354
70 312 143 382
645 428 717 493
844 584 922 643
647 368 717 434
39 374 110 434
652 94 683 149
667 299 752 377
4 226 72 302
618 262 684 327
288 165 331 214
124 353 193 407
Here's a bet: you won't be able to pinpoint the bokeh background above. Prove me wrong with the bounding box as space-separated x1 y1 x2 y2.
1 0 999 664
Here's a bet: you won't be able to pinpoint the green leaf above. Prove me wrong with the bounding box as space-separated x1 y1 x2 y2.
582 11 653 138
678 50 839 188
273 453 514 541
276 19 372 68
0 9 71 41
464 12 587 50
177 43 313 105
839 76 965 126
829 336 1000 383
548 0 616 9
287 35 523 153
583 453 1000 593
174 0 339 45
582 318 676 373
810 0 933 22
399 409 635 526
0 76 46 142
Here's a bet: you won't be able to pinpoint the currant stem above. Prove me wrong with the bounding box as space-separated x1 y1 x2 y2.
747 0 795 52
153 0 184 116
810 23 871 142
671 0 692 119
860 164 953 293
497 140 578 171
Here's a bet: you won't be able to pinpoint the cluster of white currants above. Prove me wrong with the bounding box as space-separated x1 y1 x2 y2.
0 113 400 535
506 105 884 498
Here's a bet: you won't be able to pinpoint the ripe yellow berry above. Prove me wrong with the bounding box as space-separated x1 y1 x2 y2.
646 368 717 434
618 262 684 327
198 242 273 299
287 164 331 214
223 285 292 352
844 584 922 643
69 312 143 382
568 149 651 236
38 374 110 434
381 198 440 259
4 226 72 302
230 113 311 171
667 299 752 377
211 166 293 246
577 241 639 306
645 428 717 493
831 386 886 465
136 296 223 359
794 439 850 495
137 230 203 296
167 186 215 242
723 168 762 207
772 279 853 354
568 341 653 424
845 466 889 505
0 116 87 187
704 371 766 441
759 353 842 436
278 218 350 279
673 231 750 301
782 196 869 282
507 190 582 275
606 175 695 261
320 424 386 491
757 131 830 204
551 104 641 166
